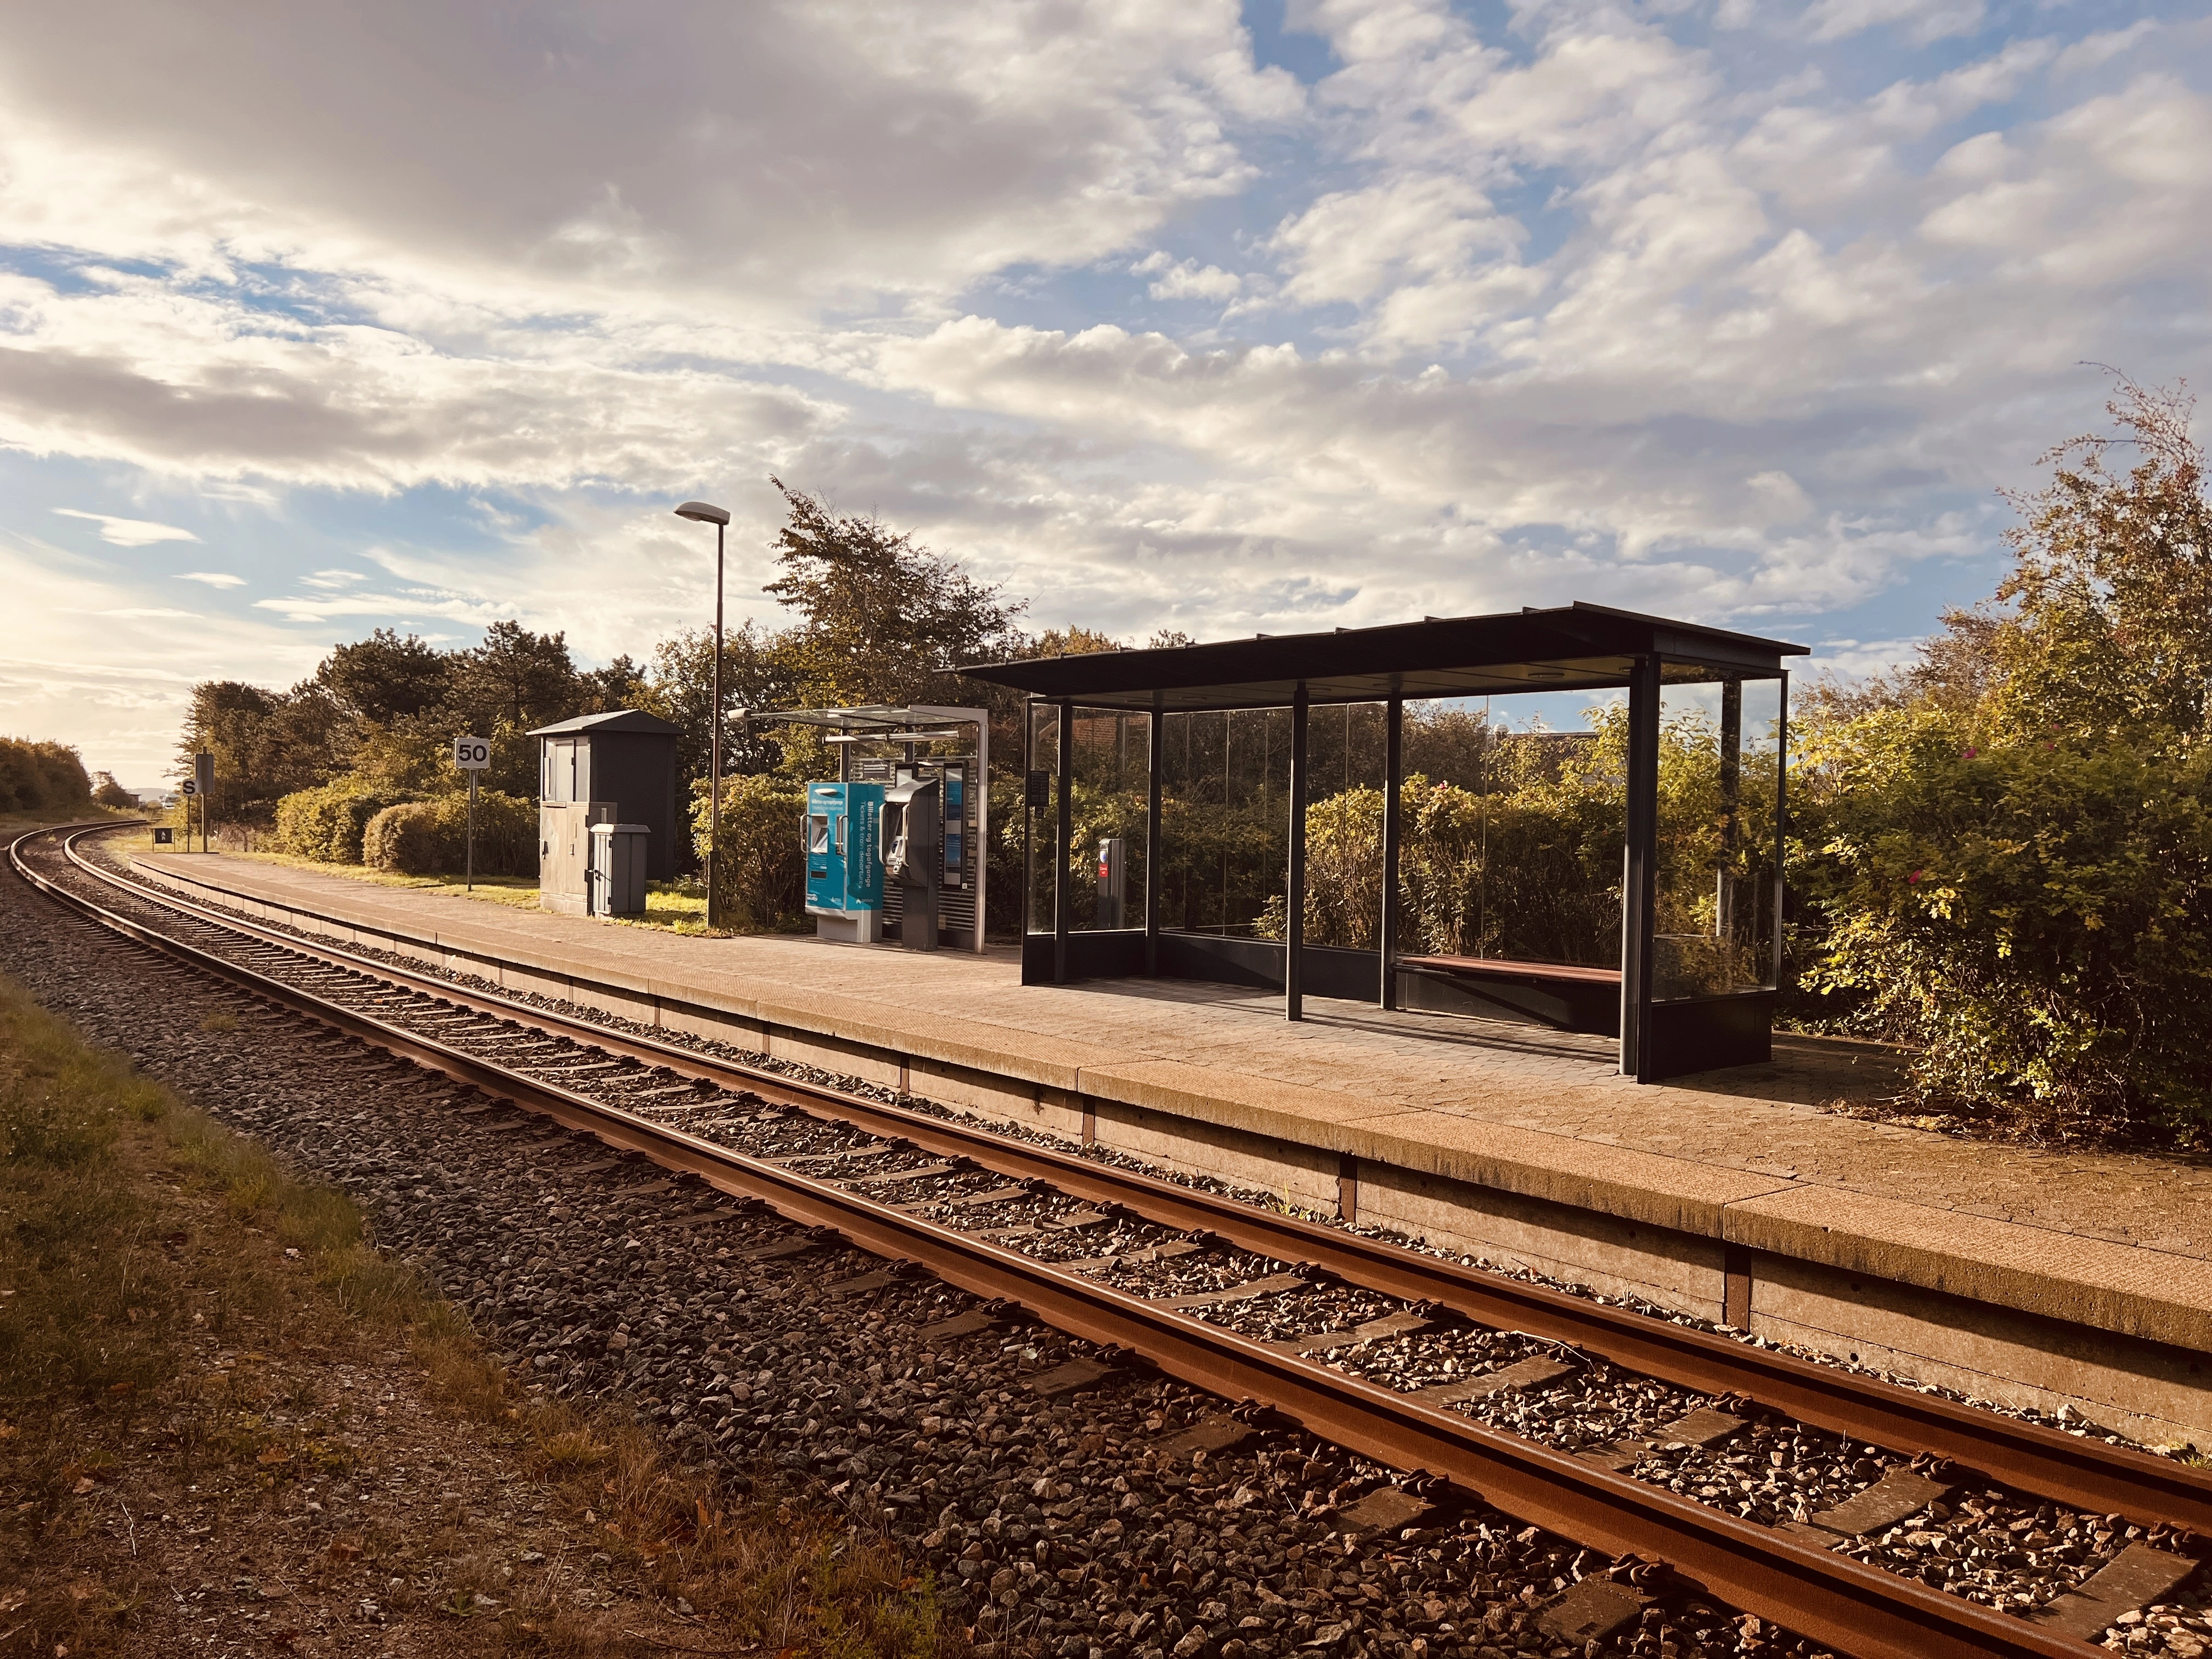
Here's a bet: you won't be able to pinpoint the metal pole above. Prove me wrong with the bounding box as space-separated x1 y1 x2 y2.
467 770 477 891
1286 682 1308 1022
708 522 724 932
1053 700 1073 983
1145 691 1163 977
1381 695 1402 1009
1773 675 1790 994
1621 654 1662 1081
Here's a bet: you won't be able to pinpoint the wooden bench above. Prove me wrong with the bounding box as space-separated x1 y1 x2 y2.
1396 955 1621 1035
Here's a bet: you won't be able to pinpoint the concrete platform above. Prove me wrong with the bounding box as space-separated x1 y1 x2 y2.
127 848 2212 1448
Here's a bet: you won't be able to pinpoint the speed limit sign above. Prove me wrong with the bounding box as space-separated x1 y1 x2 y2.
454 736 491 770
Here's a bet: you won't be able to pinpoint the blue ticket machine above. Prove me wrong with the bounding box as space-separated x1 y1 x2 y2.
805 781 884 943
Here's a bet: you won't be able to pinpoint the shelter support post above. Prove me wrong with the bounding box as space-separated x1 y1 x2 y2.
1054 700 1074 985
1773 675 1790 992
1621 654 1661 1080
1381 695 1402 1010
1146 691 1163 977
1286 682 1309 1022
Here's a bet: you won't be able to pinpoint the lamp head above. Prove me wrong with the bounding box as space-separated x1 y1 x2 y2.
674 500 731 526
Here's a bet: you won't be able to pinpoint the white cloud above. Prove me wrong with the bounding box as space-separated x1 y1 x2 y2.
1803 0 1984 47
51 507 200 546
0 0 2207 786
0 1 1294 318
1147 261 1244 301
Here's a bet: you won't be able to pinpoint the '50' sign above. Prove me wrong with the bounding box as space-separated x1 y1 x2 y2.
454 736 491 770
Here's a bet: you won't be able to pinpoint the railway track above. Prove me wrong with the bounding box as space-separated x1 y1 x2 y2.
13 821 2209 1659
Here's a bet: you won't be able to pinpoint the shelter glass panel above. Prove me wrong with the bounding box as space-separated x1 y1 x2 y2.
1652 668 1784 1000
1157 707 1290 938
1393 692 1626 970
1025 702 1057 935
1287 701 1390 950
1023 705 1153 934
1068 708 1149 932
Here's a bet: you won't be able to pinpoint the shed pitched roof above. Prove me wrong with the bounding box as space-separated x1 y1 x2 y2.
526 708 683 738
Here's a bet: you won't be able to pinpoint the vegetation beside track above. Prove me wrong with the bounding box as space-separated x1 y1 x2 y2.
0 970 958 1657
128 832 716 934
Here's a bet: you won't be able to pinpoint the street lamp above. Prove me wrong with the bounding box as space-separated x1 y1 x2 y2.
674 500 732 930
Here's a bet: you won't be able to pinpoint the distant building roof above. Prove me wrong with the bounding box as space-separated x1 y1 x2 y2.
526 709 683 738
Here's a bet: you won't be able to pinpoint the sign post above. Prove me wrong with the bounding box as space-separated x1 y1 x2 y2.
180 778 196 850
454 736 490 890
194 751 213 853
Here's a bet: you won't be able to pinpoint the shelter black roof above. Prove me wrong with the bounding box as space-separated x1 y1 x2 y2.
527 709 683 737
957 602 1808 713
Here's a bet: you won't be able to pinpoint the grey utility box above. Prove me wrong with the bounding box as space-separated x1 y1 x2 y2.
588 822 650 917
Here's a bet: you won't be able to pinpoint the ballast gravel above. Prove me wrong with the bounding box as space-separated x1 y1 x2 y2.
20 837 2211 1656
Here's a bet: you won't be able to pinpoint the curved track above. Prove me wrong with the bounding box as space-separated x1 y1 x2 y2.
14 821 2208 1659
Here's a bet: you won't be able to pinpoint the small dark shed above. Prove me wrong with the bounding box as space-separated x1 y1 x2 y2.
530 709 683 881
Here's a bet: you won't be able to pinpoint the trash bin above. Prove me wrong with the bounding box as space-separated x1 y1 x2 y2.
587 822 650 917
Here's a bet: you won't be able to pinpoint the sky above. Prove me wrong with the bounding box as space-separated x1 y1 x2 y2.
2 1 2207 786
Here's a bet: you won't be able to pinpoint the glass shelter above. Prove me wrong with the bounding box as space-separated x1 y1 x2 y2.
958 603 1803 1082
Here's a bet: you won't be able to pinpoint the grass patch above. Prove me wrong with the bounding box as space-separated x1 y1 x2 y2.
133 834 726 935
0 973 959 1657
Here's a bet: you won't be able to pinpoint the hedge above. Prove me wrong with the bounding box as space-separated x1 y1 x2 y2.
362 792 535 877
274 782 422 864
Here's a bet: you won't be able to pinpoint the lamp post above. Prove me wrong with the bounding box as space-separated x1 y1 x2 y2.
675 500 732 930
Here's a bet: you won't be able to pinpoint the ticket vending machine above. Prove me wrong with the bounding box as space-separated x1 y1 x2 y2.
805 782 884 943
882 774 940 951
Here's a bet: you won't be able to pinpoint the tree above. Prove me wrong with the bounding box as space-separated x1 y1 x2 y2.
1790 376 2212 1138
317 628 452 723
91 771 136 809
1979 378 2212 749
450 620 583 733
176 680 342 822
0 739 91 812
639 624 789 788
763 478 1025 709
580 654 648 714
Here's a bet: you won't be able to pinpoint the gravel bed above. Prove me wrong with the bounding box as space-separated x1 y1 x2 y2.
1188 1284 1405 1345
42 839 2212 1651
11 851 1876 1659
1015 1220 1187 1267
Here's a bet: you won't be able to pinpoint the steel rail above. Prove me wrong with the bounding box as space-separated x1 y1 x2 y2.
46 826 2212 1542
9 823 2100 1659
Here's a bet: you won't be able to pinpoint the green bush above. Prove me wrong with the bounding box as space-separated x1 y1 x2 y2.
362 792 535 877
691 774 808 932
1792 709 2212 1135
362 801 442 874
0 737 92 813
274 781 421 864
